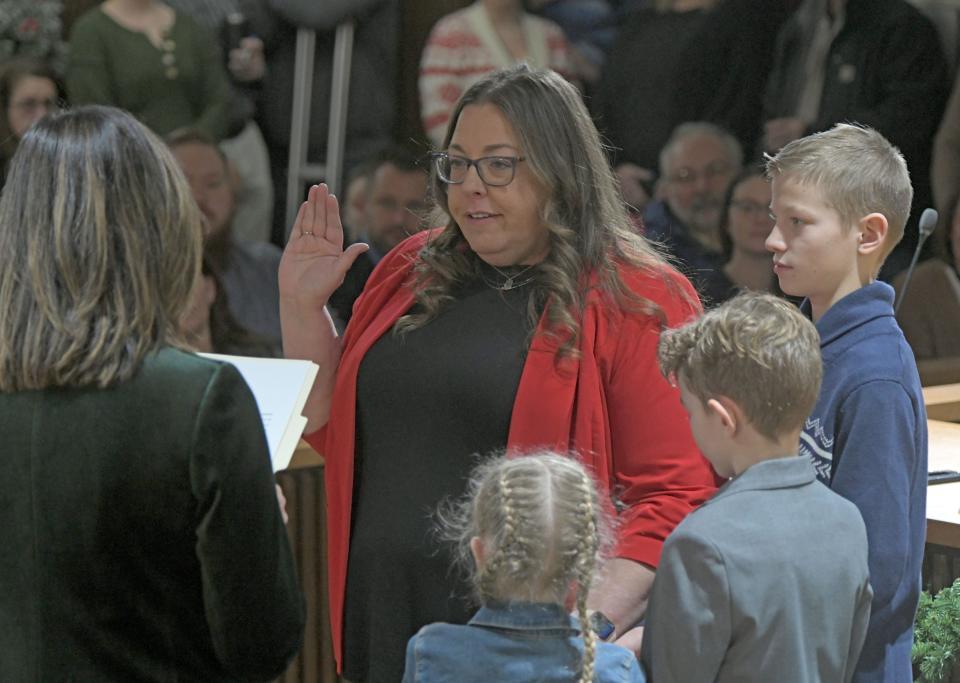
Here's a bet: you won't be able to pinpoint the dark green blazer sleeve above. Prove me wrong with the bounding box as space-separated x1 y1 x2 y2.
190 361 305 679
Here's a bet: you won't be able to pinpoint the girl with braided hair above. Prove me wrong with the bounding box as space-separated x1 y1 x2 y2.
402 452 645 682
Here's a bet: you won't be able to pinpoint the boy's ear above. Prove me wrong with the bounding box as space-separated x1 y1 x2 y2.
706 396 740 436
857 212 888 256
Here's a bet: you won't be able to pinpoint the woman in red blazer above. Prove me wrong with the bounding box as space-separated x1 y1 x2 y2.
279 64 718 683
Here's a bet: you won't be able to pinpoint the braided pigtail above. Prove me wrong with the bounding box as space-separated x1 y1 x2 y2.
440 450 614 682
478 469 517 600
574 465 601 683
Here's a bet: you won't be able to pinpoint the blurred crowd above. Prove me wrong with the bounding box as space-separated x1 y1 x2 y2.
2 0 960 360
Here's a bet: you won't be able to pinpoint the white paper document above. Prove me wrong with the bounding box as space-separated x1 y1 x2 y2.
200 353 319 471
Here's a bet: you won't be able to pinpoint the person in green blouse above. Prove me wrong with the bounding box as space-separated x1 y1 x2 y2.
66 0 232 141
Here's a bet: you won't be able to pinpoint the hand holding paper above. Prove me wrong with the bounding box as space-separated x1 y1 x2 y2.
200 353 319 471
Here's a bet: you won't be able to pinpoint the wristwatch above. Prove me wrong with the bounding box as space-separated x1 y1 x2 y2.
588 610 616 641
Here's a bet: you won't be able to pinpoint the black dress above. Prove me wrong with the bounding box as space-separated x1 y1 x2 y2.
342 263 540 683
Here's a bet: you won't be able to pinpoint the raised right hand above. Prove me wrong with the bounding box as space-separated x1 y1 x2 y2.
279 184 369 309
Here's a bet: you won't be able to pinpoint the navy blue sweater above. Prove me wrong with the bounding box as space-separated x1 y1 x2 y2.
800 282 927 683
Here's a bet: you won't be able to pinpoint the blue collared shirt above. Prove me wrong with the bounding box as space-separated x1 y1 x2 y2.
402 601 645 682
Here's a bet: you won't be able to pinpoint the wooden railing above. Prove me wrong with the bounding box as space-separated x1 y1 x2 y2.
274 441 342 683
922 384 960 595
923 382 960 422
917 357 960 387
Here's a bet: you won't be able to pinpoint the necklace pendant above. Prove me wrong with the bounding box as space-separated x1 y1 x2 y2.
502 277 515 290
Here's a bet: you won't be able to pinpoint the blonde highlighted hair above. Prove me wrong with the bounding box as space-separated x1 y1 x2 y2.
441 451 614 683
658 292 822 441
0 105 202 391
765 123 913 265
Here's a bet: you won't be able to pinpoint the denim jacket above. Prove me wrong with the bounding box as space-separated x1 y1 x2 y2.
402 601 645 682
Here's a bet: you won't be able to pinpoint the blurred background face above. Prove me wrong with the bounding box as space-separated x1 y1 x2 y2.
364 162 428 255
727 175 774 256
951 195 960 269
343 172 370 243
171 142 235 239
178 270 216 351
662 133 736 237
7 75 58 138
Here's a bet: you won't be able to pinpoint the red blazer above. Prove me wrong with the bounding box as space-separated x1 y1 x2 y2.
306 231 718 669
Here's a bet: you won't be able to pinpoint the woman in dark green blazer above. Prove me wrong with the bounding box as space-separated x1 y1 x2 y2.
0 105 304 682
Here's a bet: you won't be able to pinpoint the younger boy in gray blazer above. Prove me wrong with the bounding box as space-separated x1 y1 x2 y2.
641 292 873 683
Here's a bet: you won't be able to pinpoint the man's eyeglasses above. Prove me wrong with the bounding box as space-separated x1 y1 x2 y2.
431 152 525 187
666 161 732 185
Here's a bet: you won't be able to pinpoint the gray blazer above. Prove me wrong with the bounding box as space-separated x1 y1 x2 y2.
641 456 872 683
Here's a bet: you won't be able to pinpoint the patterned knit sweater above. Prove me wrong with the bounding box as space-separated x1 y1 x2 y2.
418 2 572 146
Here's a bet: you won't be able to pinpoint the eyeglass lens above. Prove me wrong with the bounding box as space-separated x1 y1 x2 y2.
669 162 731 185
436 155 518 186
12 98 59 113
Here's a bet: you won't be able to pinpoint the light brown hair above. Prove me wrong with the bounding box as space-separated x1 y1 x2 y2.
765 123 913 265
442 451 614 683
0 105 202 391
658 292 822 441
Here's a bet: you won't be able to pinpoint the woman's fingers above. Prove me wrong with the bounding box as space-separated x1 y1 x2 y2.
335 242 370 280
288 198 308 245
307 184 320 236
326 192 344 248
319 184 330 240
288 184 348 245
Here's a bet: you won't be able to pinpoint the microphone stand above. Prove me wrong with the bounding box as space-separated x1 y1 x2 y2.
894 208 938 316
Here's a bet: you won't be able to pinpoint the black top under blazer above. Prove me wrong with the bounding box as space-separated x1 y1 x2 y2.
0 348 304 682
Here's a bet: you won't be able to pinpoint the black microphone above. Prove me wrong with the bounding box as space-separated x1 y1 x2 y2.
894 207 938 315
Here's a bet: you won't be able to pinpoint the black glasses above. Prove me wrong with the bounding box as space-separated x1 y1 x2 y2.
431 152 525 187
10 97 60 115
666 161 732 185
729 199 772 218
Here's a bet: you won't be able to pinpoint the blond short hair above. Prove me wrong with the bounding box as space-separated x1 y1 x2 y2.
765 123 913 264
658 293 822 441
0 106 202 391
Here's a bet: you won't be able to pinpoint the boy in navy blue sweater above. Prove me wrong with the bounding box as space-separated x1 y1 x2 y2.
766 123 928 683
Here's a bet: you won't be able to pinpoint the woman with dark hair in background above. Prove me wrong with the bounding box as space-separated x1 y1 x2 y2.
0 105 303 682
280 64 717 682
180 251 281 357
698 165 779 307
0 57 63 185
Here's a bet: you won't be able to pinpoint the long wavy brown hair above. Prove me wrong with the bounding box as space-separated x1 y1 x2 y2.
396 64 673 359
0 106 202 391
